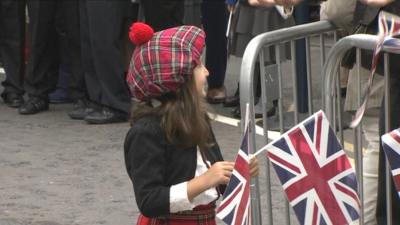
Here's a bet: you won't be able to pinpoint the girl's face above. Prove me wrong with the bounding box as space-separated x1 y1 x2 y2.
193 63 209 96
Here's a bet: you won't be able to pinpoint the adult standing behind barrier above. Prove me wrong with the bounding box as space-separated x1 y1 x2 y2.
202 0 229 104
0 0 25 108
224 0 296 118
19 1 61 115
78 0 131 124
61 0 92 120
349 0 400 224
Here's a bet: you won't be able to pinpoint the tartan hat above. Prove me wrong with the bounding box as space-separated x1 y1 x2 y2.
126 23 206 101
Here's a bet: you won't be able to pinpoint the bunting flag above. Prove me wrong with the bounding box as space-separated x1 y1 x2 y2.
381 129 400 198
350 11 400 128
217 105 251 225
263 110 360 225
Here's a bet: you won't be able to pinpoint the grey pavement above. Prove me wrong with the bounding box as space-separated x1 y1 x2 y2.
0 36 372 225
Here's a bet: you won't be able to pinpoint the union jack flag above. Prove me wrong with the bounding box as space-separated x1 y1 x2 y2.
216 125 251 225
381 129 400 198
266 111 360 225
351 11 400 128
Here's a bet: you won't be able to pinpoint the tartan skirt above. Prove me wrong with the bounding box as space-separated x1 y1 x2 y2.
136 204 216 225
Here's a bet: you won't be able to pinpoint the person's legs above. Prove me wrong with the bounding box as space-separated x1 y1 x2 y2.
80 0 131 123
0 0 25 107
63 0 86 102
362 109 380 225
202 0 228 104
48 3 73 104
20 0 59 114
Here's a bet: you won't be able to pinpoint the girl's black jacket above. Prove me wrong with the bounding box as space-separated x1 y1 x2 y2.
124 115 225 218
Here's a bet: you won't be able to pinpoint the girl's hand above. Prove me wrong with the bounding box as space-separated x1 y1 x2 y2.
249 156 260 177
187 161 233 202
203 161 235 187
359 0 394 7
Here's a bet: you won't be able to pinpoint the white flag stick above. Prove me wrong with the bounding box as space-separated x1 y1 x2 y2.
226 10 233 38
244 103 250 133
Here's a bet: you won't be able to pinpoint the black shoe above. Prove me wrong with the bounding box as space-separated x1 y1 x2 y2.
84 106 128 124
1 92 24 108
68 99 96 120
223 85 239 107
223 95 239 107
341 88 347 98
18 97 49 115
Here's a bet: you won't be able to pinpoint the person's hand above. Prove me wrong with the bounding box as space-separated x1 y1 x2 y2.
203 161 234 187
359 0 394 7
248 0 277 7
249 0 303 7
249 156 260 177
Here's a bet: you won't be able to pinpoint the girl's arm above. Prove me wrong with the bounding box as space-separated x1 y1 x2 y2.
187 161 234 201
125 125 171 217
187 155 259 200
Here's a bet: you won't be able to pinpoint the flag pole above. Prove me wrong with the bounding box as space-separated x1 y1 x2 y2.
244 103 250 134
226 10 233 38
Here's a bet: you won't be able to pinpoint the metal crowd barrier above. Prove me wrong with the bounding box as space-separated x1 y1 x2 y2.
239 20 338 225
323 34 400 225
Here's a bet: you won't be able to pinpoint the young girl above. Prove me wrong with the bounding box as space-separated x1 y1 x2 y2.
124 23 259 224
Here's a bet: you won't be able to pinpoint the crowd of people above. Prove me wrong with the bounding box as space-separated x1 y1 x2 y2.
0 0 301 125
1 0 400 224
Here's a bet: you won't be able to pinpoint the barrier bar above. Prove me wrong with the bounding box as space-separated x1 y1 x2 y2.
384 53 392 225
259 50 274 225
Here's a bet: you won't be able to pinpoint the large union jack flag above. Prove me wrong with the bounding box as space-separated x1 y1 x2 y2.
381 129 400 198
266 111 360 225
216 125 251 225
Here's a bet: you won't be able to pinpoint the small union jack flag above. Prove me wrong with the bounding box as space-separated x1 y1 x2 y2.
265 111 360 225
381 129 400 198
216 125 251 225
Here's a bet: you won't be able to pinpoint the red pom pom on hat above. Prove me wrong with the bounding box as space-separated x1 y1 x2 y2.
129 22 154 45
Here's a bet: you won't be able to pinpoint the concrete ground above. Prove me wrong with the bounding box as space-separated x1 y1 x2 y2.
0 36 375 225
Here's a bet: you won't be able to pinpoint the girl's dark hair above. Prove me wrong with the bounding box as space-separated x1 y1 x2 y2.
130 75 213 149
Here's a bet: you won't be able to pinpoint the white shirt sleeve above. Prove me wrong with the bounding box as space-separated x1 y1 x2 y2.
169 149 219 213
169 182 194 213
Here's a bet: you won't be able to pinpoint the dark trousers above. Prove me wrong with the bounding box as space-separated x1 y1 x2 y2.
79 0 131 113
0 0 25 96
26 0 86 101
142 0 184 32
376 70 400 225
25 0 60 99
62 0 86 101
201 0 228 89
